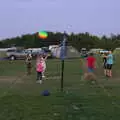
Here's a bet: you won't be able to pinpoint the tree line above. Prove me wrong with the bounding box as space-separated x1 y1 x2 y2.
0 31 120 51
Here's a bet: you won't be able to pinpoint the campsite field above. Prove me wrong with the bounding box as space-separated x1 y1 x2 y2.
0 55 120 120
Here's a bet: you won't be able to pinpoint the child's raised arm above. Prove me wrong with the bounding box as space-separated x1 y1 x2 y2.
44 54 48 61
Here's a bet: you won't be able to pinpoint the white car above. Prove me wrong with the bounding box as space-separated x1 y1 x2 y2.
100 50 109 54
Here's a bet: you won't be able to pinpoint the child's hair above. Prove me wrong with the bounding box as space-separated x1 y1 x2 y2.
26 53 30 57
36 54 42 60
109 50 112 53
104 53 108 56
26 53 32 60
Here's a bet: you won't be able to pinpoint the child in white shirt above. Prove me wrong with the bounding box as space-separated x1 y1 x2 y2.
41 54 48 78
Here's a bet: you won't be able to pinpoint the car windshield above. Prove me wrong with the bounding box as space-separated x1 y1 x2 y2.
16 50 23 52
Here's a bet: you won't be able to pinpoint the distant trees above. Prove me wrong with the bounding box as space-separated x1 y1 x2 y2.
0 31 120 51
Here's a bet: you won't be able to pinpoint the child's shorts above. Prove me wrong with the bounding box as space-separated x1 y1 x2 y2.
106 64 112 70
88 67 94 72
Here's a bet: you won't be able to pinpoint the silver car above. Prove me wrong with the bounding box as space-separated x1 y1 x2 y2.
6 49 27 60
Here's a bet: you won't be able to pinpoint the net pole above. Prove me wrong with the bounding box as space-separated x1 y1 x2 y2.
60 31 67 92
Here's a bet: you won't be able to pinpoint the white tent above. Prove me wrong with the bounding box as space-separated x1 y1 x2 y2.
51 46 80 58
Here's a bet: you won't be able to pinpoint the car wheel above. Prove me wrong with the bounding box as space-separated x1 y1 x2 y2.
10 56 16 60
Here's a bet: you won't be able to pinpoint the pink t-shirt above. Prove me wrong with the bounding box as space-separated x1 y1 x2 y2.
36 62 43 72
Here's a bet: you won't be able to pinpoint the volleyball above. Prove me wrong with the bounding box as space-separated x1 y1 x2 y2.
38 31 48 39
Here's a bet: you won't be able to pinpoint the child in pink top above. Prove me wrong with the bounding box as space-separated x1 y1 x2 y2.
36 54 48 78
36 59 44 84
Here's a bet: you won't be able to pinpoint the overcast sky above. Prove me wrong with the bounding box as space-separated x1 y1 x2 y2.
0 0 119 39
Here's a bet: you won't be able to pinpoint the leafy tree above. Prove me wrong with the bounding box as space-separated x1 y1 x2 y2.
0 31 120 51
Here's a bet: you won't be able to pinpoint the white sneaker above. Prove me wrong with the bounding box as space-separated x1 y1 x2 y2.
39 80 42 84
42 75 45 78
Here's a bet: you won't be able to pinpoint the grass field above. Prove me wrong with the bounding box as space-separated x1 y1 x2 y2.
0 55 120 120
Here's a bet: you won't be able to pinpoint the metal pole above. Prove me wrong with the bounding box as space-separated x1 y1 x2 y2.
60 31 66 91
61 59 64 91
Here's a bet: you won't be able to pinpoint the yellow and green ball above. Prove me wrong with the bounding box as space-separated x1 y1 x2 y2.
38 31 48 39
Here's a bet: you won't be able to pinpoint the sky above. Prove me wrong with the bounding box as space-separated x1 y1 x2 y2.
0 0 120 39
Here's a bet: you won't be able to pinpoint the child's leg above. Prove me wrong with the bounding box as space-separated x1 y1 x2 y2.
42 70 45 77
103 64 107 75
106 64 109 76
27 63 31 75
109 64 112 77
39 72 42 84
36 72 42 83
42 69 45 76
86 67 97 83
27 67 29 75
36 72 39 83
39 72 42 80
29 63 32 74
30 67 32 74
27 68 30 75
90 72 96 80
107 64 112 77
109 70 112 77
36 72 39 80
104 69 107 75
26 64 29 75
106 69 109 76
42 66 46 77
28 67 31 75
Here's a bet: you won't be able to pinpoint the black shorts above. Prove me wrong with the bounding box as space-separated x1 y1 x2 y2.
107 64 112 70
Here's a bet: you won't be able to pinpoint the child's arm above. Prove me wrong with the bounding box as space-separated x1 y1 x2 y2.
94 61 97 68
94 58 98 68
25 57 28 64
104 54 109 58
44 54 48 61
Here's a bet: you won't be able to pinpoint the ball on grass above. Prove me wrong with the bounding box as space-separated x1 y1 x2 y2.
41 90 50 96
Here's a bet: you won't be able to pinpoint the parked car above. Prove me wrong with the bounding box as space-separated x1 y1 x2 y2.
99 50 109 54
6 49 27 60
26 48 53 59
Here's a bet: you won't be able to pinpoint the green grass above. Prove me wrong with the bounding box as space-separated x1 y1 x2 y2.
0 57 120 120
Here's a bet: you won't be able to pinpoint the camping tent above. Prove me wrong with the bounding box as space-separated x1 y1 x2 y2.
51 46 80 58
